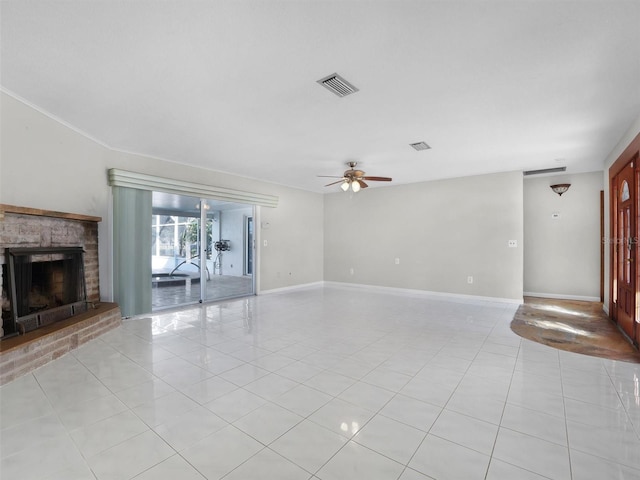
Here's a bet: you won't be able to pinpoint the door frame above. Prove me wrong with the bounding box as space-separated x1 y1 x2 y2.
609 132 640 347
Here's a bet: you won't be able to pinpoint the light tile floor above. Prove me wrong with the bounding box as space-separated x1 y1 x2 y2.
2 286 640 480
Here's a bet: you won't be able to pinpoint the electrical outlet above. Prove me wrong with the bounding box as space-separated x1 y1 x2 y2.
508 240 517 248
263 240 268 247
395 258 400 265
467 276 473 284
350 267 354 275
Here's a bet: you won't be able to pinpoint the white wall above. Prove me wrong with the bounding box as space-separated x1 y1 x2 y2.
524 171 603 300
603 113 640 311
323 171 524 302
0 92 325 298
12 86 623 306
258 188 324 289
0 93 111 218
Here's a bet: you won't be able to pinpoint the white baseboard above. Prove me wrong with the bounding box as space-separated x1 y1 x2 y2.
603 304 610 315
258 281 324 295
324 281 522 306
524 292 601 302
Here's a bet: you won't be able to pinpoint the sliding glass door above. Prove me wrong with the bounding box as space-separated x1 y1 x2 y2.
151 192 255 311
109 169 274 317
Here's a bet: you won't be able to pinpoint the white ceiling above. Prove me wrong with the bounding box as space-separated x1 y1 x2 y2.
2 1 639 193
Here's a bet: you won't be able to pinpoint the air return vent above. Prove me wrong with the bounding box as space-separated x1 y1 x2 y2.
523 166 567 176
410 141 431 151
317 73 359 97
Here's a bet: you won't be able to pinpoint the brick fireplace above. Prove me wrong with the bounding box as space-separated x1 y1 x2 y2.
1 205 101 335
0 205 121 385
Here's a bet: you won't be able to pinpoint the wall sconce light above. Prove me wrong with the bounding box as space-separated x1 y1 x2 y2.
550 184 571 196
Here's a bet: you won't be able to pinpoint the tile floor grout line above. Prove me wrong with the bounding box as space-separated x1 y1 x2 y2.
558 351 577 480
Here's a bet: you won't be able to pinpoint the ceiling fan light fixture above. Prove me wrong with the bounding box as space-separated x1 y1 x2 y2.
550 183 571 196
320 161 391 192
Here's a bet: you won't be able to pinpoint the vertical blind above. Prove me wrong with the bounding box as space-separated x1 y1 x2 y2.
112 186 152 316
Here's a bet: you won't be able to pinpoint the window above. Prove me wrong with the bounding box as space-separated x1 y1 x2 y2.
621 180 630 202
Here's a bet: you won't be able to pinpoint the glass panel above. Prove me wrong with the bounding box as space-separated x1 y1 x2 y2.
246 217 254 276
626 208 631 284
621 180 630 202
618 209 624 298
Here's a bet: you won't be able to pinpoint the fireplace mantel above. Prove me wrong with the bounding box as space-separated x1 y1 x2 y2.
0 204 102 223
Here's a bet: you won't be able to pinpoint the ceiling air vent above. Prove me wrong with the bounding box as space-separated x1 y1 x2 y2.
317 73 359 97
410 141 431 151
523 166 567 176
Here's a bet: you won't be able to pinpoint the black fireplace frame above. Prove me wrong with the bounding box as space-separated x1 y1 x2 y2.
5 247 88 335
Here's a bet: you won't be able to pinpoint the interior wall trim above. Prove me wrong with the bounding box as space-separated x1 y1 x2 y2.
258 281 325 295
523 292 601 302
323 281 523 306
108 168 279 208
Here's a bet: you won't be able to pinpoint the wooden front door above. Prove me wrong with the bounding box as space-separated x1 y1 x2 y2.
614 161 636 340
609 133 640 348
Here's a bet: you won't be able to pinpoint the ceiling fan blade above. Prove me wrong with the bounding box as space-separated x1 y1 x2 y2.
362 176 392 181
357 180 369 189
325 179 346 187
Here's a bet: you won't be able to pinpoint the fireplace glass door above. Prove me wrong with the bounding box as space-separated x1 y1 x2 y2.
5 247 87 335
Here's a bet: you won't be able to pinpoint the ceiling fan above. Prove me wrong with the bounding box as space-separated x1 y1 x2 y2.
318 162 392 192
